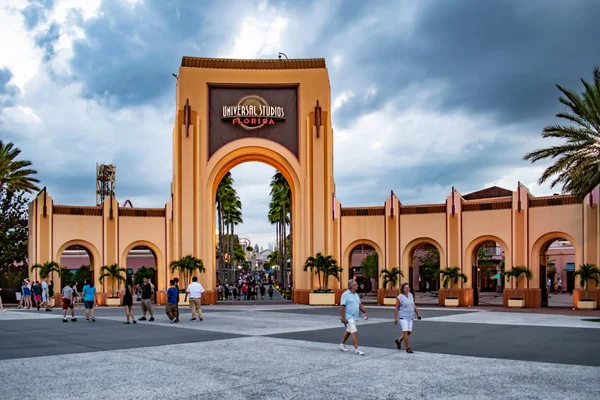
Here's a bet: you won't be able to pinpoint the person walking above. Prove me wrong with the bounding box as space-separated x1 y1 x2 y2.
260 284 266 300
394 282 421 354
268 285 274 300
558 278 563 293
0 288 5 312
339 279 368 356
32 281 42 310
139 277 155 321
61 283 77 322
166 280 179 323
121 276 136 324
185 276 205 321
41 277 52 311
82 279 96 322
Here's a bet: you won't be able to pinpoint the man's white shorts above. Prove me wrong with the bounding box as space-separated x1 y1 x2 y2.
346 319 357 334
42 293 48 303
399 319 413 332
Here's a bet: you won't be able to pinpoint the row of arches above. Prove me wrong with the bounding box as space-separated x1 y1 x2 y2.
346 232 578 306
30 240 161 297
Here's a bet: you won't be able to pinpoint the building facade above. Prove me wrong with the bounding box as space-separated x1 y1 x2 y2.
28 57 599 307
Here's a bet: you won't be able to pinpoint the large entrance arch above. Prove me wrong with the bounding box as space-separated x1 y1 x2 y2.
169 59 335 304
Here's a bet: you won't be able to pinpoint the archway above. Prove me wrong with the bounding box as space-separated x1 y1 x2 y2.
403 238 445 305
59 245 94 295
121 241 163 303
54 240 101 297
464 235 510 306
471 240 506 306
213 161 293 302
349 244 377 297
531 232 579 308
342 239 383 303
206 141 302 299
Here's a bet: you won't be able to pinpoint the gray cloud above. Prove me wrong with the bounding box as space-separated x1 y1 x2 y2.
20 0 55 30
5 0 598 247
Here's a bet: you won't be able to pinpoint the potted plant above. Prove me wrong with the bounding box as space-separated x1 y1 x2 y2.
573 263 599 309
439 266 467 307
380 268 402 306
31 261 62 307
170 255 205 305
99 263 127 306
503 265 532 308
303 253 341 305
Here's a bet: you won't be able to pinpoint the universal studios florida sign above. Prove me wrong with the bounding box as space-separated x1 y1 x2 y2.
222 95 285 130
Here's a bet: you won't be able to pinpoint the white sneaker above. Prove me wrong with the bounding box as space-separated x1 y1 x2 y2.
354 349 365 356
339 344 349 352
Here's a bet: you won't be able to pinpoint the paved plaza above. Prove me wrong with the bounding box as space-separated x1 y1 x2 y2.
0 305 599 399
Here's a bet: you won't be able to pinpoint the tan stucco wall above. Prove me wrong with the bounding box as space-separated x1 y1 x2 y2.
27 57 600 307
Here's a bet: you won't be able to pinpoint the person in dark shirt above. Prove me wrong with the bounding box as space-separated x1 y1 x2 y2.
32 281 43 310
139 277 155 321
166 280 179 323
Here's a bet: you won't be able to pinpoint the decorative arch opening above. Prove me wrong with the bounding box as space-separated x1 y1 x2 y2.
53 240 101 296
464 235 509 306
471 240 506 306
59 245 93 293
121 241 163 301
531 232 579 307
342 239 383 300
402 238 445 305
207 141 301 300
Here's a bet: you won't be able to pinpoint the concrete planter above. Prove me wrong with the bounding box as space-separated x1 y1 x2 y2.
577 299 597 310
444 298 459 307
106 297 121 307
178 293 189 306
309 292 335 306
383 297 396 306
508 298 524 308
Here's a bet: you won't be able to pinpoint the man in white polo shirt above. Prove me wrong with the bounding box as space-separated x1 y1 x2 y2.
339 279 368 355
185 276 205 321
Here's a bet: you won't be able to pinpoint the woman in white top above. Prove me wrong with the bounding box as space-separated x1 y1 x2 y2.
394 283 421 353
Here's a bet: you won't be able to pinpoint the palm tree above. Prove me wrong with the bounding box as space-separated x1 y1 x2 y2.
523 67 600 200
269 171 291 286
98 263 127 298
31 261 61 279
573 263 600 300
0 140 40 194
380 268 403 298
303 253 340 292
216 172 242 282
502 266 532 299
438 266 468 298
170 255 205 290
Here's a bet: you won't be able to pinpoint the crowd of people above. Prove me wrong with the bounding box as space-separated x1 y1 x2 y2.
216 271 277 301
4 274 423 356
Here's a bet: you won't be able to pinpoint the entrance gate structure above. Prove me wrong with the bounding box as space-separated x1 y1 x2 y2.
28 57 600 308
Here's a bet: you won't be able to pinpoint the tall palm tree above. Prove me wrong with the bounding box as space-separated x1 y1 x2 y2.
269 171 291 286
303 253 339 292
523 67 600 200
573 263 600 300
380 268 403 298
31 261 61 279
502 266 532 299
98 263 127 298
0 140 40 194
438 266 468 298
170 255 205 289
216 172 242 282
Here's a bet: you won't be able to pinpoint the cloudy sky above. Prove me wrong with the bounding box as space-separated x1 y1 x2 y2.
1 0 598 248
